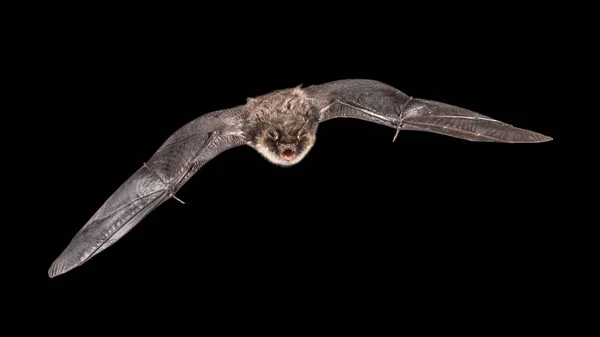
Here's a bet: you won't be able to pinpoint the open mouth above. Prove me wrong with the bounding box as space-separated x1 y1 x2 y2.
281 149 296 161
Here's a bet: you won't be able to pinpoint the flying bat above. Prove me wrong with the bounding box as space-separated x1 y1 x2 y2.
48 79 552 278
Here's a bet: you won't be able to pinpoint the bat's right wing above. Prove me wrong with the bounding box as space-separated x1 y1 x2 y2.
306 79 551 143
48 106 248 278
398 98 552 142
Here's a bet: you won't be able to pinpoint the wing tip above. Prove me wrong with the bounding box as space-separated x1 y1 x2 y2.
48 257 77 279
516 131 553 143
48 260 62 278
495 126 552 143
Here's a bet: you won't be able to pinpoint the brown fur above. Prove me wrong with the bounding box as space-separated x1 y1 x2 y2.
243 86 319 166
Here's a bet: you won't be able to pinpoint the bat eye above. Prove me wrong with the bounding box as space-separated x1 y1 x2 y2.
297 130 307 140
267 129 279 140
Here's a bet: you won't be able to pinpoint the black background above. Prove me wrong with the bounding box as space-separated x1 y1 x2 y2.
20 4 563 328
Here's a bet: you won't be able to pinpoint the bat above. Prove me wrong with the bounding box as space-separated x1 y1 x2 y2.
48 79 552 278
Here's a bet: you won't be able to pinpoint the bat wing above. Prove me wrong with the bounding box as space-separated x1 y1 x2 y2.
305 79 551 143
48 106 248 278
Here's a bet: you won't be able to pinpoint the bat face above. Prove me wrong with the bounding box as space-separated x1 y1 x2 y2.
253 116 318 166
244 86 320 166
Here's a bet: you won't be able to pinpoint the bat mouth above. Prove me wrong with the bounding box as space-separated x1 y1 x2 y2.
280 149 296 161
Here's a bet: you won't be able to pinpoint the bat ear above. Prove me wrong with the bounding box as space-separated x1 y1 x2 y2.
246 97 257 106
292 84 305 96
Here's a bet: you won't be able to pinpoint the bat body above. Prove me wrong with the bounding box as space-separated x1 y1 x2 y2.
48 79 551 278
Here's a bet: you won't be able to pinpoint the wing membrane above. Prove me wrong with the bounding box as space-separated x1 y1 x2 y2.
48 107 247 278
307 79 551 143
401 99 552 142
48 165 168 277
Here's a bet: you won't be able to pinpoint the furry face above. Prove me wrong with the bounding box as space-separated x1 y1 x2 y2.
244 86 319 166
253 116 318 166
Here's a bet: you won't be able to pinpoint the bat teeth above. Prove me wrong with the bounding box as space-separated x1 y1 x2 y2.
281 149 296 161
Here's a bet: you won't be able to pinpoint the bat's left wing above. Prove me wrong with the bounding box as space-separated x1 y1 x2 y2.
305 79 551 143
48 106 248 278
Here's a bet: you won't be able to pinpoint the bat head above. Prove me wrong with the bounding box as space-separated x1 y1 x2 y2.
253 115 318 166
245 86 319 166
